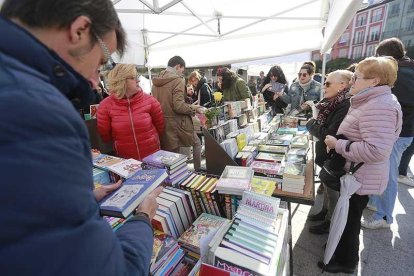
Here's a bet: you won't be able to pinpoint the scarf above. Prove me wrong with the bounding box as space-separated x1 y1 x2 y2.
316 89 349 124
298 78 312 88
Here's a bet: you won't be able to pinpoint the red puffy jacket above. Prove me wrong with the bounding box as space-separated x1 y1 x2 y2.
97 91 165 160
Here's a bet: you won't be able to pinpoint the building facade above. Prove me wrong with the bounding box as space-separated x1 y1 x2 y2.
382 0 414 48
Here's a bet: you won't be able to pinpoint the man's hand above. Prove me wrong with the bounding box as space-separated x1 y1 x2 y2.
136 186 164 220
94 180 122 202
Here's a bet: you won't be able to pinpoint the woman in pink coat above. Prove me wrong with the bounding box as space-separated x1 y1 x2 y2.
320 57 402 274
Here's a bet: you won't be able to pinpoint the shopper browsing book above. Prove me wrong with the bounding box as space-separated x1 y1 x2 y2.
322 57 402 274
0 1 162 275
97 64 165 161
260 65 289 114
305 70 352 235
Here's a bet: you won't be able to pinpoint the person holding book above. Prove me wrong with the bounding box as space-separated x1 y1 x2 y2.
217 67 253 102
0 1 161 275
305 70 352 235
152 56 204 171
97 64 165 160
322 56 402 274
278 62 322 114
188 70 213 108
260 65 289 115
362 38 414 228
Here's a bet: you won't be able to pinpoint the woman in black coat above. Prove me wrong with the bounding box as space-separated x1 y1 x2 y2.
305 70 353 234
189 71 212 108
260 65 289 114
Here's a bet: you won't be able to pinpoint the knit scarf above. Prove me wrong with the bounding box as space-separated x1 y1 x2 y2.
298 79 312 88
316 89 349 124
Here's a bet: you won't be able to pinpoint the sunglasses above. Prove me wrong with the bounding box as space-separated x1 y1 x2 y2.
95 35 116 71
298 73 309 78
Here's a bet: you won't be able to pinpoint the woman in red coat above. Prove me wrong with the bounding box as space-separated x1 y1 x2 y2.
97 64 164 160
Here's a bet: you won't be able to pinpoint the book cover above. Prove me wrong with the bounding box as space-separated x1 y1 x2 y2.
255 152 285 163
282 162 306 179
90 104 99 119
178 213 229 254
143 150 187 169
250 177 277 196
100 169 168 218
93 168 111 188
241 191 280 216
151 230 178 270
107 158 142 178
250 161 281 176
290 135 309 148
199 263 232 276
93 154 124 170
258 145 287 154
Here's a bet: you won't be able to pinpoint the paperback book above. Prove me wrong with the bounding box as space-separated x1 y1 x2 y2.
143 150 187 170
100 169 168 218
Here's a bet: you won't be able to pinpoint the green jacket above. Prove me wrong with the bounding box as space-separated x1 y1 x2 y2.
222 77 252 101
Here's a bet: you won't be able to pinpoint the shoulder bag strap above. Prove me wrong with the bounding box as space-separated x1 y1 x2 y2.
345 140 364 174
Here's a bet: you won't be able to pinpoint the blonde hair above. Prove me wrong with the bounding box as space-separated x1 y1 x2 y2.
356 56 398 86
328 70 353 89
188 70 201 83
107 64 137 99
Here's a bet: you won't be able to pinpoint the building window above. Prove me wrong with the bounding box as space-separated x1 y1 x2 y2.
366 45 377 57
371 8 382 23
354 30 365 44
339 48 348 58
368 25 380 42
339 33 350 45
312 53 321 61
389 3 400 16
353 46 363 59
356 14 367 26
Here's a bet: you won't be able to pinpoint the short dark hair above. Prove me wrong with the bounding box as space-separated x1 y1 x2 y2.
376 37 405 60
1 0 126 55
168 56 186 68
262 65 288 90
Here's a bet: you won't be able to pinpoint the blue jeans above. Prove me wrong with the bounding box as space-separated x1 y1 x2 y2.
371 137 413 224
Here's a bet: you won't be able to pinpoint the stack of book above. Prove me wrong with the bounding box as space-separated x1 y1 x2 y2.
250 161 281 178
285 147 308 164
281 162 306 193
178 213 230 260
103 216 127 231
93 154 142 179
99 169 168 218
215 166 253 196
290 135 309 149
255 152 285 163
142 150 189 187
178 173 225 218
220 138 239 159
149 230 202 276
209 191 289 276
266 133 293 147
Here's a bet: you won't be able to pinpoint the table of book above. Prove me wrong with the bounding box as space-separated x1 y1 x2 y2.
203 124 315 276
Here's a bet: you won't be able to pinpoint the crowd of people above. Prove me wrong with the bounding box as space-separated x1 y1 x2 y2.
1 0 414 275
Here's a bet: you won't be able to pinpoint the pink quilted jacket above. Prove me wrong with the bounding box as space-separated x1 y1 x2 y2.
335 86 402 195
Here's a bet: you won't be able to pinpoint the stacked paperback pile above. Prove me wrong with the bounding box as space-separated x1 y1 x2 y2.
281 162 306 193
150 230 201 276
142 150 189 186
93 154 143 179
216 166 254 219
208 191 289 276
178 213 230 260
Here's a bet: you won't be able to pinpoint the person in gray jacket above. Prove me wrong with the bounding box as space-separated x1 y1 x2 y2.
278 63 322 114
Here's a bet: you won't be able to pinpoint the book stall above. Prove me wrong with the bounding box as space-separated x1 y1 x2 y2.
88 93 316 276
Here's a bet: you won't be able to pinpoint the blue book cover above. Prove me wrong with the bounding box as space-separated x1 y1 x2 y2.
100 169 168 218
142 150 187 169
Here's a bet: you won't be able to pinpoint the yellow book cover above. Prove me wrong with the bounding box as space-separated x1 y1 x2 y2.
251 177 277 196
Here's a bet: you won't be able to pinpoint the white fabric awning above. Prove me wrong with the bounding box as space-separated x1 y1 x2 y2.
113 0 363 68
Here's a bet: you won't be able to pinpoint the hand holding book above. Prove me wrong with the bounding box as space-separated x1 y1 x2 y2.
94 180 122 202
135 186 165 220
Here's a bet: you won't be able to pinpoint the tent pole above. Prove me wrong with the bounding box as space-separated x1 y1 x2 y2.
320 53 327 100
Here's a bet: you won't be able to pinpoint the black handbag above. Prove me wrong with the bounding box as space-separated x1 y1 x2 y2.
319 141 363 191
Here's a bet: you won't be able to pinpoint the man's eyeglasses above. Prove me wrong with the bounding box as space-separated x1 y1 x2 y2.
95 35 116 71
298 73 308 78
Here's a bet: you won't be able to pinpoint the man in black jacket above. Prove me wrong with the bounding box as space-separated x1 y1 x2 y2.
363 38 414 229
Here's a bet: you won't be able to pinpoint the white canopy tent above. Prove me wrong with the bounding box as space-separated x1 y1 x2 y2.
113 0 363 69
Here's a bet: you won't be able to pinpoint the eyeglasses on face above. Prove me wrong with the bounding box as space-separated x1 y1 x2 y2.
298 73 309 78
95 35 116 71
